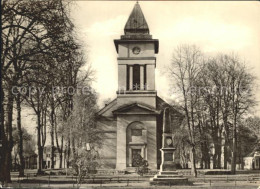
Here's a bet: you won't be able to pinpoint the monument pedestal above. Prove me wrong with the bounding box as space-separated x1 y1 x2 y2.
150 148 191 185
150 108 192 185
159 147 176 171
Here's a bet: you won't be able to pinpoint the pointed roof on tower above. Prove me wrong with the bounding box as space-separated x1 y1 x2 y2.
114 2 159 53
124 2 149 35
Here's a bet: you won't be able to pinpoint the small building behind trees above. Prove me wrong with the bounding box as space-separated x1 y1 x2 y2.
43 146 66 169
244 150 260 170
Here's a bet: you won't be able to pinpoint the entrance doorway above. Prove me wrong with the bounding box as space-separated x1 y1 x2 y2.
132 149 142 167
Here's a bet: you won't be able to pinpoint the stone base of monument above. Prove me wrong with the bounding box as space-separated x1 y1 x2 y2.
150 171 192 186
151 108 193 186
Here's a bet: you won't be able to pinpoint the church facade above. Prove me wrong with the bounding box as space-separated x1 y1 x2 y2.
97 2 183 171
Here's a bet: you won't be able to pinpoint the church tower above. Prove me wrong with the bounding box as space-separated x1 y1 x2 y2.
114 2 159 108
96 2 181 172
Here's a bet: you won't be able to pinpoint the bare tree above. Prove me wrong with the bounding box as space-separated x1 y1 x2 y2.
197 53 256 172
198 59 225 169
222 55 256 174
1 0 80 180
168 45 204 177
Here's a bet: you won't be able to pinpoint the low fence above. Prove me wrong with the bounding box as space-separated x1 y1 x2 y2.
8 169 260 188
11 173 150 188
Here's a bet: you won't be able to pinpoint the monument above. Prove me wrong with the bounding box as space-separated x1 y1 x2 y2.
150 108 191 185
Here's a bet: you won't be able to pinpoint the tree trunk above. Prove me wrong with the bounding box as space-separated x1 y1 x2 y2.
50 103 55 169
54 111 64 169
213 153 217 169
202 141 209 169
224 144 228 169
0 84 7 184
215 136 222 169
191 146 197 177
217 144 222 169
37 112 43 174
231 118 237 174
206 156 211 169
212 137 218 169
200 143 204 169
59 136 63 168
3 146 12 183
71 135 76 160
205 143 211 169
223 116 229 169
4 89 15 183
66 138 70 168
38 146 43 173
14 155 17 171
16 94 25 177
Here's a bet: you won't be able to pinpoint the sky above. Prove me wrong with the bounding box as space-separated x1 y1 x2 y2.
70 1 260 115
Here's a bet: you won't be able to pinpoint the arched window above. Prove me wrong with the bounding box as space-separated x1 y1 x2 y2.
126 122 147 143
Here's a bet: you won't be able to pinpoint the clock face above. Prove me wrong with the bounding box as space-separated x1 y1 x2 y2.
166 138 173 146
132 47 141 55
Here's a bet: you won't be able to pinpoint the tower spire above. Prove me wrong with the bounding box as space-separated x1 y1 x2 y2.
124 2 149 35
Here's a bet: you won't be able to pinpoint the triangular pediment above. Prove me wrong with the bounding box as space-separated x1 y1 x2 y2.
113 103 160 115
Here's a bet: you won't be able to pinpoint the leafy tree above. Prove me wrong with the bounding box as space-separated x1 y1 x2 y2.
244 116 260 137
237 123 258 168
72 146 100 187
62 85 101 182
135 155 149 176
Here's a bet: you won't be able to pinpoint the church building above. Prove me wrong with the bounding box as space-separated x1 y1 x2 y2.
97 2 183 171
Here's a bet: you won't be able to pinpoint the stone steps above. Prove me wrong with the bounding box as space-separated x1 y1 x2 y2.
159 171 178 175
150 177 191 186
125 167 136 173
156 174 184 178
150 171 192 185
152 177 188 181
